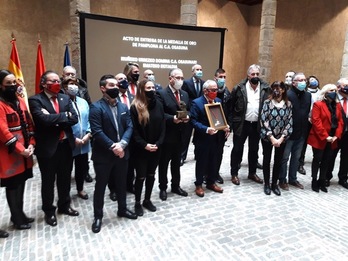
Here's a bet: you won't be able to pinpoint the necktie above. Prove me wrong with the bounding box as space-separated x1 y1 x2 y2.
122 93 129 108
52 97 64 140
175 91 180 103
343 97 347 116
195 81 200 96
130 83 136 96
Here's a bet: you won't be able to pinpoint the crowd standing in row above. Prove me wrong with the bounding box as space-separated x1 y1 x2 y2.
1 63 348 236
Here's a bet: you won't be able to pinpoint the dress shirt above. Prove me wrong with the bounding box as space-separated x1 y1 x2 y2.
245 81 260 122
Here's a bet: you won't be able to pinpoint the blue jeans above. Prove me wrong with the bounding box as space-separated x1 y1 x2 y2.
279 137 305 184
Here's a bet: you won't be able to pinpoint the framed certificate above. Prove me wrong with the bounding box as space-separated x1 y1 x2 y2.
204 103 228 130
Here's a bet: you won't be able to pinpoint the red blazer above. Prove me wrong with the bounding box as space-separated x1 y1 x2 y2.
0 97 35 179
307 100 344 150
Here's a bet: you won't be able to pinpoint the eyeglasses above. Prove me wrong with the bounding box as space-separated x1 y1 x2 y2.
47 80 61 84
250 73 259 76
207 89 218 93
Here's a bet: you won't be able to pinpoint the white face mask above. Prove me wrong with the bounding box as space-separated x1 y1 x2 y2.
147 75 155 82
285 79 292 85
67 84 79 96
173 79 183 90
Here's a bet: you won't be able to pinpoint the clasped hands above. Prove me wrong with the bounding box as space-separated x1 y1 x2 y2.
20 144 35 158
75 133 92 146
326 136 337 143
207 125 230 138
111 143 125 158
270 136 284 147
145 143 158 152
173 115 190 124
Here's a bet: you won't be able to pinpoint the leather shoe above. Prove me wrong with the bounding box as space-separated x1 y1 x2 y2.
159 190 167 201
117 209 137 219
195 186 204 197
180 159 185 166
58 207 79 216
85 173 93 183
171 186 188 197
14 223 31 230
134 202 143 216
264 184 271 195
206 183 223 193
142 200 156 212
231 175 240 185
279 182 289 191
0 229 9 238
298 165 306 175
109 191 117 201
271 184 281 196
248 174 263 184
257 162 263 169
325 180 331 187
11 214 34 224
78 191 89 200
289 181 304 189
339 180 348 189
45 214 57 227
216 174 224 184
91 218 102 233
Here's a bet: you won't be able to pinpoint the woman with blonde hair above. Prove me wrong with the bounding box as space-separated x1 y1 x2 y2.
307 84 344 192
130 79 165 216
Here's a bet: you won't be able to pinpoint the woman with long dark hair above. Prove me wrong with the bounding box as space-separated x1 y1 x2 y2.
0 70 35 233
260 81 293 196
307 84 344 192
130 79 165 216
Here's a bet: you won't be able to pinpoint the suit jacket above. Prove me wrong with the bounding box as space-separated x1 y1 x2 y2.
307 100 344 150
182 77 205 103
89 98 133 163
29 91 78 158
117 90 134 110
157 86 190 143
190 95 225 145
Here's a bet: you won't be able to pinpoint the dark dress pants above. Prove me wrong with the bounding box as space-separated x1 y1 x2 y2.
312 143 334 182
181 124 193 161
37 140 73 215
158 142 181 191
261 140 286 185
73 153 88 192
230 121 260 176
93 157 128 218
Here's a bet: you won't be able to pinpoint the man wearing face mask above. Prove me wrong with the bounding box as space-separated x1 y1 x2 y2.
284 71 296 90
181 64 205 166
326 78 348 188
227 64 271 186
298 75 321 175
157 68 189 201
214 68 231 184
278 72 311 190
190 80 230 197
124 62 140 96
29 70 79 227
143 69 163 92
89 74 136 233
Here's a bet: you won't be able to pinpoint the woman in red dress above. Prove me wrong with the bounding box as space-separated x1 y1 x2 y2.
0 70 35 234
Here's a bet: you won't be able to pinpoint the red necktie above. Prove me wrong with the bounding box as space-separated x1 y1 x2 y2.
122 93 129 108
344 97 347 115
130 83 136 95
175 91 180 103
52 97 64 140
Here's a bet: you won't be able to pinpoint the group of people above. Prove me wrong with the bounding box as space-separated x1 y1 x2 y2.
1 62 347 237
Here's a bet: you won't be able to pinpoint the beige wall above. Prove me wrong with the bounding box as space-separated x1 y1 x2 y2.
0 0 347 96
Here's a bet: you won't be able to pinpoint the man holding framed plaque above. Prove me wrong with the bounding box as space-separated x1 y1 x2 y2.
190 80 230 197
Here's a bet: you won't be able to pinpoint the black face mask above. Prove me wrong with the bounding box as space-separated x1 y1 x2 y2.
118 79 129 90
340 86 348 94
250 77 259 85
105 88 119 99
131 73 139 82
145 90 155 99
1 85 18 101
326 92 337 101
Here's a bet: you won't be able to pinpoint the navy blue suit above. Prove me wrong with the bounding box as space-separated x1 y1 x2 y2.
29 91 78 214
89 98 133 218
190 96 225 186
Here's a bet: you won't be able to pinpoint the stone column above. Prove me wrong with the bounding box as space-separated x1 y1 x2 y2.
69 0 90 76
341 24 348 78
181 0 198 26
258 0 277 82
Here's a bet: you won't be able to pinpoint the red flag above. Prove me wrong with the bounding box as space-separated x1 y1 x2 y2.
8 37 29 106
35 40 46 94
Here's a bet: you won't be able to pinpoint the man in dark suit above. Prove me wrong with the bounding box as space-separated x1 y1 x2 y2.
29 70 79 227
143 69 163 92
89 74 137 233
157 68 189 201
190 80 230 197
181 64 205 165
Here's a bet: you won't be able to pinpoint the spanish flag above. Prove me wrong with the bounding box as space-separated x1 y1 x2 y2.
35 40 46 94
8 37 29 104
